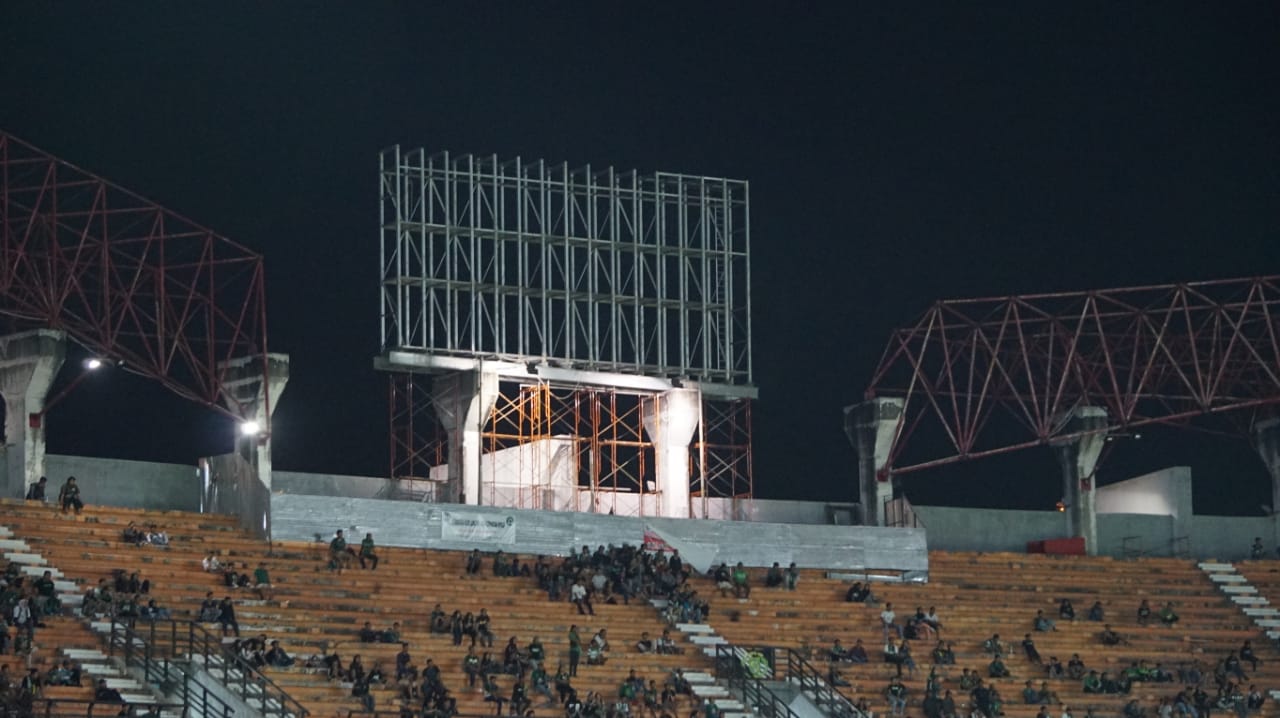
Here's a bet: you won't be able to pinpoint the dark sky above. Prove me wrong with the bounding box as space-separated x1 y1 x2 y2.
2 3 1278 514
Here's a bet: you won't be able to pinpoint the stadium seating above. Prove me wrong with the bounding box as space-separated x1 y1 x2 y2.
4 497 1278 718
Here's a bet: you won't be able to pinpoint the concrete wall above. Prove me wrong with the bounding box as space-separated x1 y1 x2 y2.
912 505 1070 552
1096 513 1174 556
270 493 929 573
273 470 391 499
45 454 200 511
1191 515 1278 560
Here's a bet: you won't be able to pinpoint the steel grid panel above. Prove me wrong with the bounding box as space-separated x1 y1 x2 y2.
379 146 752 385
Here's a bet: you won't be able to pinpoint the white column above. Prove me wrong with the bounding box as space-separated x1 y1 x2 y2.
219 354 290 491
0 330 66 498
432 370 499 505
844 398 905 526
1053 406 1108 556
642 388 701 518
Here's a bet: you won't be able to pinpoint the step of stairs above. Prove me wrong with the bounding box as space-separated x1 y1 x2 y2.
1232 596 1269 605
1244 608 1280 617
1222 585 1259 594
5 551 48 565
0 538 29 551
1210 574 1248 583
1199 562 1236 571
677 623 715 634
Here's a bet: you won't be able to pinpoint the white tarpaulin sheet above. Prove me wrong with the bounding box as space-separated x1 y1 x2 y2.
441 510 517 544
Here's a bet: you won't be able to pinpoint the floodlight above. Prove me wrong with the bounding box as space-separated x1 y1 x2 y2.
239 420 262 437
83 358 104 370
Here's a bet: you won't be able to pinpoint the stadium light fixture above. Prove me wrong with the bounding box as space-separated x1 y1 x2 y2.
239 420 262 437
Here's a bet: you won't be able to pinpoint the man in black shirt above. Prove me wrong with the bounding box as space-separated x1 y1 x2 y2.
58 476 83 515
25 477 47 502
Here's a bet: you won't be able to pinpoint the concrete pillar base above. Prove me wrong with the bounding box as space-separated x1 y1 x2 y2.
219 354 290 492
642 388 701 518
0 330 67 498
844 398 904 526
1053 406 1108 556
1253 418 1280 548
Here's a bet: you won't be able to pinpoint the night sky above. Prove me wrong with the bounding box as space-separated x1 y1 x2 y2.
2 4 1277 514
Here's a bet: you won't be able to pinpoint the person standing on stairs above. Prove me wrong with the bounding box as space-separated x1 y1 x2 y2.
567 625 582 677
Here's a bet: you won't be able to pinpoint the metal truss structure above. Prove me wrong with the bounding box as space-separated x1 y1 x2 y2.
866 276 1280 475
387 372 754 515
379 147 752 388
0 131 270 419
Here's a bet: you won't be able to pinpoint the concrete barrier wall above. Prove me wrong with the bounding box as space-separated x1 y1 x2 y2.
1096 513 1173 556
912 505 1069 552
270 493 929 573
45 454 199 511
1191 515 1277 560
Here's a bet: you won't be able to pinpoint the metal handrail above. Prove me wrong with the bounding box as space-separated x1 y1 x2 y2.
775 646 868 718
713 645 801 718
11 698 184 718
109 618 309 718
107 619 235 718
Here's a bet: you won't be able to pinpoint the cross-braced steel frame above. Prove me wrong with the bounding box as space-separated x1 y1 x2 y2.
866 276 1280 475
379 147 752 385
387 373 754 515
0 131 271 420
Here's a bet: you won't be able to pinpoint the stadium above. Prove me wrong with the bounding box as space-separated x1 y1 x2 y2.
2 129 1279 718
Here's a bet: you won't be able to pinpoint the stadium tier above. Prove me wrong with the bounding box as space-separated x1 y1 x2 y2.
2 498 1277 718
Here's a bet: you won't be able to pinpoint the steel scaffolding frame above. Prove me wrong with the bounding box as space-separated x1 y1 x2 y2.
387 373 753 516
0 130 271 421
379 146 752 386
866 276 1280 475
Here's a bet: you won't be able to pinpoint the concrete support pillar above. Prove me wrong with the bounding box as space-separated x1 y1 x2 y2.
1252 418 1280 546
0 330 67 498
641 388 701 519
432 370 499 505
844 398 904 526
1053 406 1108 556
219 354 290 491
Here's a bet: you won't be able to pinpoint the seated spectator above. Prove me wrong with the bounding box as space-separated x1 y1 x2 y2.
265 640 295 667
94 678 124 702
845 581 871 603
463 648 482 688
329 529 356 570
198 592 220 622
122 522 146 545
931 640 954 665
1022 634 1043 664
351 672 374 711
1252 538 1265 560
502 637 526 674
381 621 402 644
829 639 849 662
785 562 800 591
1158 602 1179 627
139 598 171 621
360 532 379 570
656 628 681 655
958 668 978 691
359 621 380 643
636 631 654 653
1059 598 1075 621
253 562 274 601
1036 682 1059 705
982 633 1005 656
1137 599 1152 626
58 476 84 515
394 642 415 681
1082 670 1102 694
202 553 222 573
885 676 908 717
1240 640 1261 671
144 524 169 546
1034 609 1057 632
528 636 546 664
1100 624 1128 646
1022 680 1039 704
587 629 609 665
1123 699 1144 718
465 549 483 576
1046 656 1064 678
765 563 785 588
989 655 1010 678
476 608 494 647
1067 654 1086 680
25 476 48 502
45 660 75 686
1247 685 1265 711
923 606 943 634
881 603 902 640
1087 601 1105 622
847 638 869 664
429 603 447 633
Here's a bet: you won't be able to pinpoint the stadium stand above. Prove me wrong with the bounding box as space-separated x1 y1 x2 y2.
3 497 1278 718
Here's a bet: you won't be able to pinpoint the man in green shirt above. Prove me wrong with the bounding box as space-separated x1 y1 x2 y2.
732 562 751 598
329 530 354 570
360 533 379 570
253 563 274 601
568 625 582 677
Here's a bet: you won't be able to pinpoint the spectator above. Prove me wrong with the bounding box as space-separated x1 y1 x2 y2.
94 678 124 703
25 476 48 502
765 563 784 588
990 654 1011 678
359 621 379 643
266 640 295 667
1067 654 1087 680
785 562 800 590
253 562 274 601
329 529 356 570
360 533 379 570
885 676 908 717
567 625 582 677
587 628 609 665
1240 641 1261 672
1034 610 1057 632
145 524 169 546
1158 602 1179 627
731 562 750 598
882 602 902 640
122 522 145 546
1100 624 1127 646
58 476 83 515
1059 598 1075 621
202 553 222 573
466 549 483 576
570 580 594 616
218 596 240 637
656 628 681 655
1137 599 1152 626
847 638 869 664
476 608 494 647
1251 538 1265 560
636 631 654 653
1046 656 1064 678
1087 601 1105 622
139 598 171 621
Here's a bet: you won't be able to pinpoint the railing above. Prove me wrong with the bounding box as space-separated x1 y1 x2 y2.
713 645 801 718
770 646 868 718
108 618 309 718
883 496 922 529
11 698 184 718
107 618 235 718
